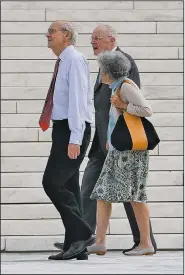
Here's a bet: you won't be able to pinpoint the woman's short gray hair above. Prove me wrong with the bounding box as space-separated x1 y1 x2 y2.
61 22 78 45
97 51 131 80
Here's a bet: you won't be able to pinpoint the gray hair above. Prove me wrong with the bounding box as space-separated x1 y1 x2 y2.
98 24 118 40
97 51 131 80
61 22 78 45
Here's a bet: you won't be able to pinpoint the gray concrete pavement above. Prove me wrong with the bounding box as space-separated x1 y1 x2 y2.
1 251 183 274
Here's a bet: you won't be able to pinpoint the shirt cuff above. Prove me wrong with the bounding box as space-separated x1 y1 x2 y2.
125 102 132 113
69 132 83 145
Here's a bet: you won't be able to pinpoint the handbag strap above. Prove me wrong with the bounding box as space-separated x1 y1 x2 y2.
115 79 132 97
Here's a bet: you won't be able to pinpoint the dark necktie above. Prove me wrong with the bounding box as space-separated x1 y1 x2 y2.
39 58 60 131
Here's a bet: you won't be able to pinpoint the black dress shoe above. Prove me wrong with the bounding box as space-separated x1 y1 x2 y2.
62 235 95 260
48 251 64 260
76 252 88 260
54 242 64 250
122 243 157 254
48 250 88 260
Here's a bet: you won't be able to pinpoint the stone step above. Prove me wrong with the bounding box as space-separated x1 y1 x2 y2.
1 234 183 251
2 202 183 220
1 218 183 236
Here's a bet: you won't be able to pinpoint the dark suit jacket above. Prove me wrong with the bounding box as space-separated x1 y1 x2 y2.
88 47 140 158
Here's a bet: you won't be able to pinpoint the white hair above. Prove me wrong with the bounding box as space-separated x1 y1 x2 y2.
61 22 78 45
97 24 118 40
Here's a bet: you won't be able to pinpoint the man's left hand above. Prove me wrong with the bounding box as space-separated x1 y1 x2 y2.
110 95 128 110
68 144 80 159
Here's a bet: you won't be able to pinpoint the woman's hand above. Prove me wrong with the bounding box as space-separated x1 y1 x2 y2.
110 95 128 110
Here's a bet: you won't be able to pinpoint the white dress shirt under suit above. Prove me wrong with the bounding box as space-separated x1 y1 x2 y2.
51 45 93 145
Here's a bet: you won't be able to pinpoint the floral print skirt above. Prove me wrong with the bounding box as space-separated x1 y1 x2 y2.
90 149 149 203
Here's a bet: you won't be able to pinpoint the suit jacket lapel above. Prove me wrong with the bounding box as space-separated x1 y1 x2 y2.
115 46 121 52
94 70 102 93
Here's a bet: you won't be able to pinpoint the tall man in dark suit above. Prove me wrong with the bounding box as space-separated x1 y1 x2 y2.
80 25 157 254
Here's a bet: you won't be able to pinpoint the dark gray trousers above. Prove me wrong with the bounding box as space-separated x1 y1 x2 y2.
81 151 157 250
42 120 93 251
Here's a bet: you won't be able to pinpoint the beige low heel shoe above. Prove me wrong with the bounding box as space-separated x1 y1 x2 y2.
87 244 107 255
124 247 155 256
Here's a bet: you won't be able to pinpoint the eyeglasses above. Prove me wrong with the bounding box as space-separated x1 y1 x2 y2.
47 29 62 35
90 36 112 42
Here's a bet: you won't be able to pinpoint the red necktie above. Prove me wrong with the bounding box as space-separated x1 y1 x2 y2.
39 58 60 131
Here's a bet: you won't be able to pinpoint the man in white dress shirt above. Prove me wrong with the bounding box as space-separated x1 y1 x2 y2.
41 21 94 260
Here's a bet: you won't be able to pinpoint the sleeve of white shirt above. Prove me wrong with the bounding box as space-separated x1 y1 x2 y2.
68 56 89 145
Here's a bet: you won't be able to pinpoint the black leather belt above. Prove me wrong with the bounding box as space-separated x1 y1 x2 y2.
52 120 90 126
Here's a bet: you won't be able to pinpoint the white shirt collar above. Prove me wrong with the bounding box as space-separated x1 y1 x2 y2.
112 46 117 51
59 45 74 61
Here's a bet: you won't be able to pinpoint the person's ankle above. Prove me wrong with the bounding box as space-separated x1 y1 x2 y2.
138 241 153 248
96 239 105 246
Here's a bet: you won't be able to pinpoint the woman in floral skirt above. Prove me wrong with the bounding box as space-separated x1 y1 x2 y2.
87 51 155 256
